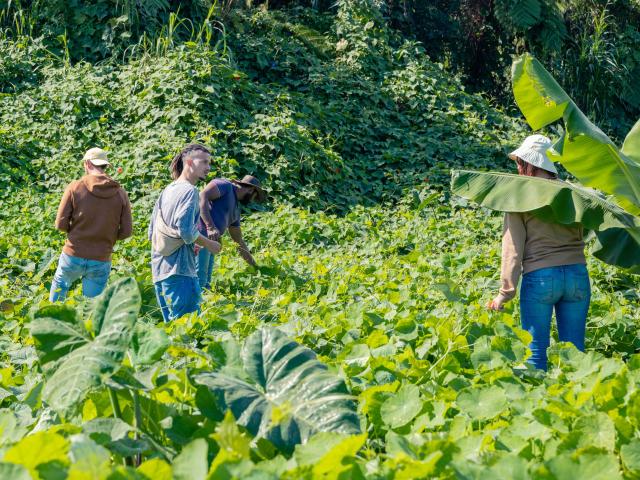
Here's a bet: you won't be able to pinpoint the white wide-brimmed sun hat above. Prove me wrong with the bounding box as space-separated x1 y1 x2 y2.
508 134 557 174
82 147 110 167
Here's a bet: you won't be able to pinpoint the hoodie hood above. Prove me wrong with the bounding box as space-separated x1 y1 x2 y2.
81 174 121 199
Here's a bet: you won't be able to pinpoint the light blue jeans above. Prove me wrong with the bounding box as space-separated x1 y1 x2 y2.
49 252 112 302
196 248 215 290
520 264 591 370
154 275 201 323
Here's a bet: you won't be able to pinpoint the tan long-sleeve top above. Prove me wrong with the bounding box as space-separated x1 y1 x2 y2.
497 212 586 303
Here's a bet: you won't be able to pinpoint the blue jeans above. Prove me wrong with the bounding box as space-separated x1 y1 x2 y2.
49 252 112 302
520 264 591 370
196 248 215 290
154 275 201 323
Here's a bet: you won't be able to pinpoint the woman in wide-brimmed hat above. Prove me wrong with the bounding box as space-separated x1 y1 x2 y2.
197 174 266 290
487 135 591 371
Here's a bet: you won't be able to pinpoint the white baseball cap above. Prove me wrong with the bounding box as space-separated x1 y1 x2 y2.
82 147 110 167
509 135 558 174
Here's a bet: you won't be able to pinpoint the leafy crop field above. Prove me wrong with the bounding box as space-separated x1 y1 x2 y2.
2 2 640 479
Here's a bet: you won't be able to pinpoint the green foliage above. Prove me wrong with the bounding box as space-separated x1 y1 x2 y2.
3 189 640 475
0 6 521 210
172 438 208 480
1 3 640 478
130 322 170 366
0 0 214 61
456 385 508 421
512 53 640 216
382 0 639 137
3 431 69 479
194 327 361 454
37 277 141 418
380 383 421 428
494 0 543 31
451 170 640 269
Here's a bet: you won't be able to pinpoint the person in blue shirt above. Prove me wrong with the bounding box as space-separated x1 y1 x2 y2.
149 144 221 322
197 175 266 289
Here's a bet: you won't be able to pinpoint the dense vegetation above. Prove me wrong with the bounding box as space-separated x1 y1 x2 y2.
1 0 640 478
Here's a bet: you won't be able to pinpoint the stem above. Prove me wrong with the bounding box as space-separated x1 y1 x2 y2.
109 388 133 467
133 390 143 467
109 387 123 419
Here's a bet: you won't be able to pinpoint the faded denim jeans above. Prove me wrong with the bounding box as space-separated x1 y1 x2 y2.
154 274 201 322
520 264 591 370
196 247 215 290
49 252 112 301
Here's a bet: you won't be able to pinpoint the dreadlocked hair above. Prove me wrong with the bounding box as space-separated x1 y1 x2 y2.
170 143 211 180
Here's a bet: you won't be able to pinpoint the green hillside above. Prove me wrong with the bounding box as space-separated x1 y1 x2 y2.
1 1 640 478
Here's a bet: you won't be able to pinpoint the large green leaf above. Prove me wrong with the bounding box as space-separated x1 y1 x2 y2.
546 452 621 480
456 385 508 421
194 327 361 454
621 439 640 475
130 322 170 366
172 438 208 480
3 431 69 480
30 305 90 366
0 464 30 480
512 53 640 216
380 384 422 429
41 277 141 418
451 170 640 268
622 119 640 164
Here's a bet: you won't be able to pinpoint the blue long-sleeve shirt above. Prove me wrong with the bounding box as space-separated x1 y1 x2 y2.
149 181 200 282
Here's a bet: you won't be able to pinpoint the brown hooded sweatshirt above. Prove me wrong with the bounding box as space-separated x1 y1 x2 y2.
55 174 133 262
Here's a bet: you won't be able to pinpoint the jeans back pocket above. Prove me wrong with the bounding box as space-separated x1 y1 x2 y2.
566 269 590 302
522 273 555 304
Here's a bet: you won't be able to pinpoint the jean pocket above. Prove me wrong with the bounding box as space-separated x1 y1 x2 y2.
59 253 74 267
58 253 83 274
568 272 590 302
523 274 555 303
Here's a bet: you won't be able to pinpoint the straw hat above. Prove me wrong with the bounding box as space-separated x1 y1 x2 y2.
509 135 557 174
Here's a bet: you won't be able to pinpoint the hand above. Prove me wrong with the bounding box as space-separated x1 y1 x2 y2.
486 296 505 311
206 238 222 255
207 228 221 242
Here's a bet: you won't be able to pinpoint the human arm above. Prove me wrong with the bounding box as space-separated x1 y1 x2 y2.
488 213 526 311
175 188 205 245
148 200 158 241
117 190 133 240
228 226 257 267
195 234 222 255
199 182 222 240
176 188 221 255
54 184 74 232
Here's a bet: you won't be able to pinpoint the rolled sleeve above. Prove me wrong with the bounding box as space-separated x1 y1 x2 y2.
499 213 526 303
176 190 200 244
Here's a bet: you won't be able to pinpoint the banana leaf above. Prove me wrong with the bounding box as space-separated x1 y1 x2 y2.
512 53 640 216
450 170 640 269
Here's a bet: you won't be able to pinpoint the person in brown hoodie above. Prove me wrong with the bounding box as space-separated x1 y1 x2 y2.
49 148 133 301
